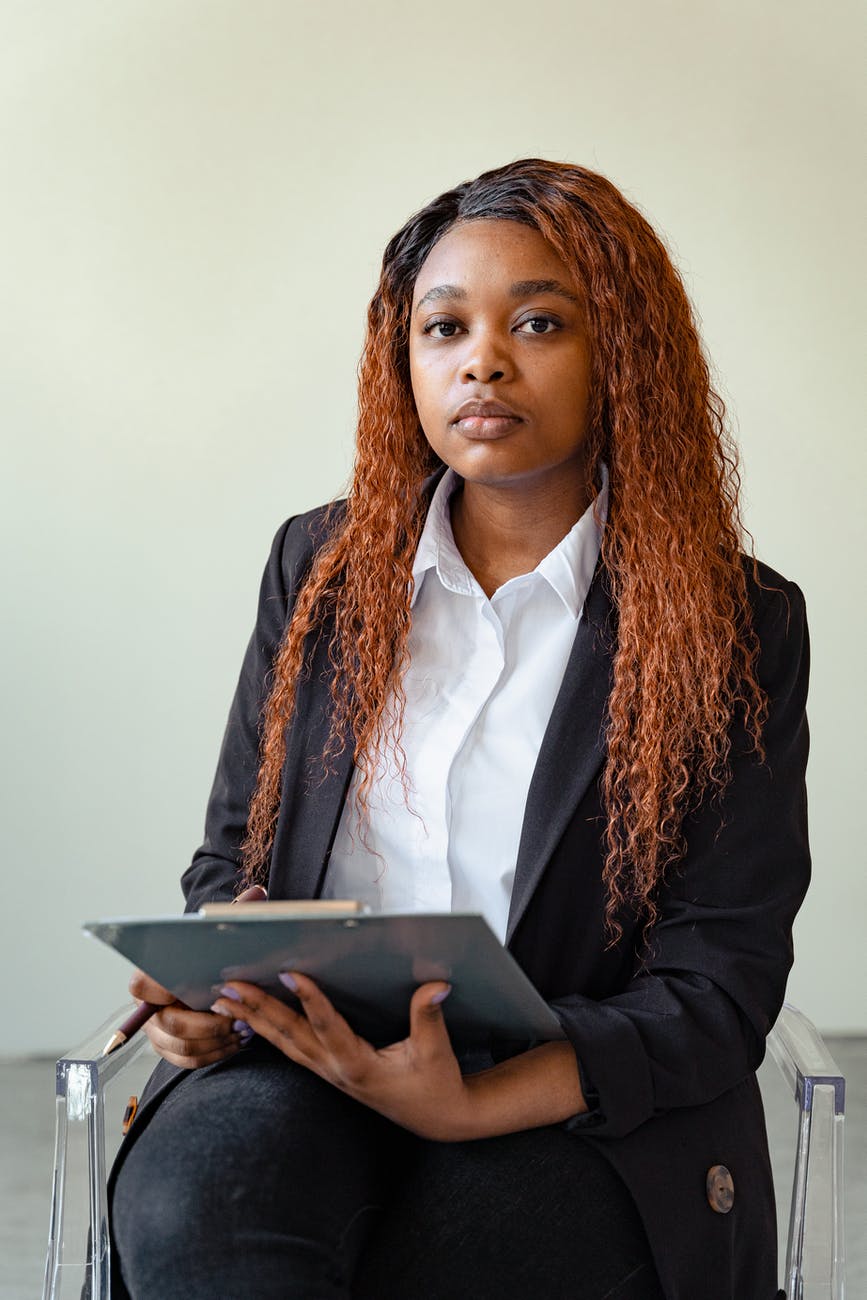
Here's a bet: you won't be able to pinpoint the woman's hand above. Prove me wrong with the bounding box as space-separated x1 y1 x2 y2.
129 884 267 1069
129 969 245 1069
210 974 477 1141
210 974 588 1140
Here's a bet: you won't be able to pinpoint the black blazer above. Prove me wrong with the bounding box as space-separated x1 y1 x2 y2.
135 499 810 1300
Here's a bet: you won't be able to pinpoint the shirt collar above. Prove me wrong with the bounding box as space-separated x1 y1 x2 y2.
411 469 475 602
411 464 608 618
536 462 608 617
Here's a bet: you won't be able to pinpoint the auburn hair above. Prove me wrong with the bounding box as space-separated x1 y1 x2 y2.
241 159 766 938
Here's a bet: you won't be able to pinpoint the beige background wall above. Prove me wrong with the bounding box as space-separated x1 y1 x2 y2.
2 0 864 1053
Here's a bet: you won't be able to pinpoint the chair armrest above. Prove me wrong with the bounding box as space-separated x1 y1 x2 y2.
766 1002 845 1115
57 1002 155 1084
43 1003 158 1300
766 1001 846 1300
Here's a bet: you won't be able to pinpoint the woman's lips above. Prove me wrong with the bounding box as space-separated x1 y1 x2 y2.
452 414 523 439
451 401 524 440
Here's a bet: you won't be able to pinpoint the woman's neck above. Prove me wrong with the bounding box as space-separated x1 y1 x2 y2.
449 470 594 599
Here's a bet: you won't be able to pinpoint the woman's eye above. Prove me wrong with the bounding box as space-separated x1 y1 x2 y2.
422 319 462 338
517 316 559 335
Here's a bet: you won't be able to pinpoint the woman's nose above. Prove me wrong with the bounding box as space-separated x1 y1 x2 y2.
461 333 512 383
464 363 505 382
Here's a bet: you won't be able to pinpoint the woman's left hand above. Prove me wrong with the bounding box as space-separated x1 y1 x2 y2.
210 973 477 1141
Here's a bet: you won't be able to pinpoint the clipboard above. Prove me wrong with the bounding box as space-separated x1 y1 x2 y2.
84 905 566 1049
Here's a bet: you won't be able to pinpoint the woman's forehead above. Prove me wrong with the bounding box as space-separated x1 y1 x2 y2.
411 219 575 304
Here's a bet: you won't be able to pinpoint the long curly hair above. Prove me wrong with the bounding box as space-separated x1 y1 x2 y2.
241 159 766 938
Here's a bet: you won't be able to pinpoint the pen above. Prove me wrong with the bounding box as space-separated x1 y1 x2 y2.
100 883 269 1056
101 1001 158 1056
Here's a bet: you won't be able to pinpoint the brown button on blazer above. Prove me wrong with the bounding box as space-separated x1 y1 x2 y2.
707 1164 735 1214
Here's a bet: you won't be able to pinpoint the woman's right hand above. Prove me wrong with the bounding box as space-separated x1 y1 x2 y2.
130 969 245 1069
130 884 265 1067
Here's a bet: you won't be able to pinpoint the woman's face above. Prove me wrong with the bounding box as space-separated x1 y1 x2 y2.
409 219 592 495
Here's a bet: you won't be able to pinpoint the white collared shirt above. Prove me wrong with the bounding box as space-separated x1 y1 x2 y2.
323 467 608 942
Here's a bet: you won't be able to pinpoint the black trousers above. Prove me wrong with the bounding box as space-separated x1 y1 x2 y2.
111 1041 665 1299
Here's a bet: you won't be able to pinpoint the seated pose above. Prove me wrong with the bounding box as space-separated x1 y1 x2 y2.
109 159 809 1300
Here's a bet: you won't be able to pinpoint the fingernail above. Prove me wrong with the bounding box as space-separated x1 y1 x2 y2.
231 1017 254 1044
430 985 452 1005
210 1001 232 1017
219 985 242 1002
279 971 299 992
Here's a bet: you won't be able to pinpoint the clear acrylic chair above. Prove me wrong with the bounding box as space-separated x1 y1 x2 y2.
42 1000 846 1300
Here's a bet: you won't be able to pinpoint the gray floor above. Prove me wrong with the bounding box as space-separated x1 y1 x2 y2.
3 1041 864 1299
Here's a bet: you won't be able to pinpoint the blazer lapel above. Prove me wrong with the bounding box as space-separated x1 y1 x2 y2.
269 627 356 901
506 566 616 944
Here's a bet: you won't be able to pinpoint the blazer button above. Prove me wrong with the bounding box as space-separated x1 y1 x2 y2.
706 1164 735 1214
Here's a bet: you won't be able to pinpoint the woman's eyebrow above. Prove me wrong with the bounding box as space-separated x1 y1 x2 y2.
414 284 465 312
509 279 581 306
414 279 580 313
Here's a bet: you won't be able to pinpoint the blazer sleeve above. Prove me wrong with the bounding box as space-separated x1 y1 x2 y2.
180 514 315 913
549 577 811 1139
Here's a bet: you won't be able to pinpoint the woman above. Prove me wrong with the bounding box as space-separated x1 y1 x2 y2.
110 160 809 1300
